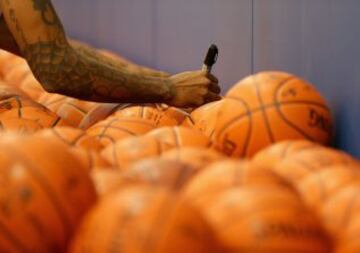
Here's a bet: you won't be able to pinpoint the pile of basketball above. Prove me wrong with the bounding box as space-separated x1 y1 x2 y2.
0 48 359 253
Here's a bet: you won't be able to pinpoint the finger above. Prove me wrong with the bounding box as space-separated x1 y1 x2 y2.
206 73 219 84
209 82 221 94
205 91 222 103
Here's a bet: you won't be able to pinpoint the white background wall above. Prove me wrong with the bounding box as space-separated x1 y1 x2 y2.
52 0 360 157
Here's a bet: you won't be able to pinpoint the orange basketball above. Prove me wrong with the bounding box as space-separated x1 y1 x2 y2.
253 140 320 167
101 135 167 169
273 147 357 185
184 160 293 207
321 184 360 239
147 126 211 149
87 117 156 146
213 71 333 158
113 103 190 127
297 165 360 212
182 100 223 139
204 186 331 252
69 186 221 253
0 134 97 252
161 147 224 171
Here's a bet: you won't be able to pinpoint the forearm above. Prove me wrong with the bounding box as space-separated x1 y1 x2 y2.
25 40 175 103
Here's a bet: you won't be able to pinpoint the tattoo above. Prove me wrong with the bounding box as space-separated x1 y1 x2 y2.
32 0 61 26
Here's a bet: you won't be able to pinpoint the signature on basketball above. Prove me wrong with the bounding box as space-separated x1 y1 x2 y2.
308 108 332 133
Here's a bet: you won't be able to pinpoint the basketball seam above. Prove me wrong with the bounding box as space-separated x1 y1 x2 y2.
216 97 253 157
254 75 275 143
51 128 73 145
64 103 87 115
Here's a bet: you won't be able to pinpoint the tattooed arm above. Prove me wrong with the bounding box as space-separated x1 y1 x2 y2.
0 0 220 106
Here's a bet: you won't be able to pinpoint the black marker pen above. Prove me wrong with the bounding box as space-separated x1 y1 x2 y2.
202 44 219 73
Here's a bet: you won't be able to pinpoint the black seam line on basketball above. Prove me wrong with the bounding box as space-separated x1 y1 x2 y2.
173 128 181 148
96 125 141 136
340 190 360 229
65 103 88 114
51 128 73 145
254 75 275 143
0 220 31 252
15 96 23 118
0 120 4 130
187 115 196 126
26 213 55 252
4 146 73 236
98 117 118 139
216 97 253 157
276 104 315 141
44 97 65 107
50 116 62 127
97 134 116 145
71 132 88 146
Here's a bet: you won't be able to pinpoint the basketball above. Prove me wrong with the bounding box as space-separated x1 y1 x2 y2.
184 160 293 207
69 186 221 253
273 147 357 184
297 165 360 212
204 186 331 252
253 140 320 167
113 103 190 127
213 71 333 157
0 134 97 252
147 126 211 150
182 100 224 139
161 147 224 171
87 117 156 146
100 135 168 169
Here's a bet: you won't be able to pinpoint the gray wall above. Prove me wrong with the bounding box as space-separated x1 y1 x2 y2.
52 0 360 157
